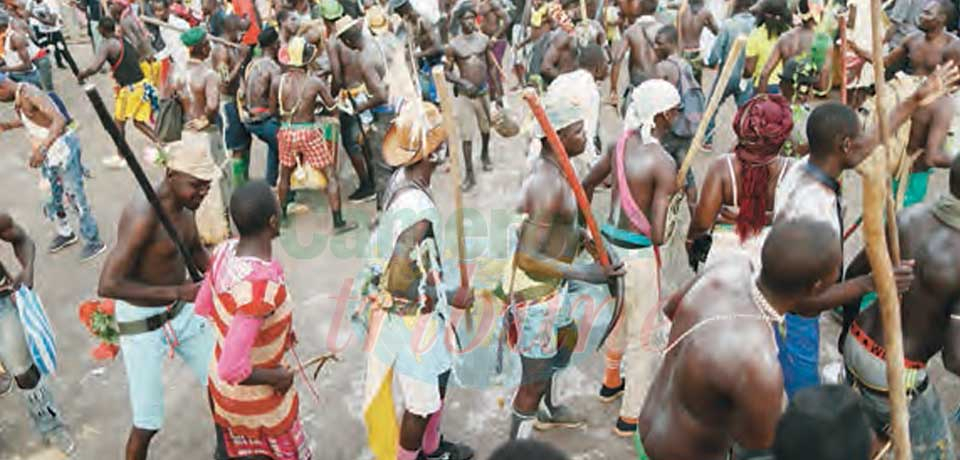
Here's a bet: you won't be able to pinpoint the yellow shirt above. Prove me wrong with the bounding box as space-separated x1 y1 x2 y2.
746 25 781 86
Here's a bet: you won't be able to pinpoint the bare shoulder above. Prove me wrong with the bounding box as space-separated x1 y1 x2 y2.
521 160 566 210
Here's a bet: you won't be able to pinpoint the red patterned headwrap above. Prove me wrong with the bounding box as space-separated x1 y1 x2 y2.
731 94 793 241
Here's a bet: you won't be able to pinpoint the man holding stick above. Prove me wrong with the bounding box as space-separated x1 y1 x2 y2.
235 26 282 188
508 90 625 440
840 155 960 460
358 102 475 460
213 15 255 188
97 127 218 460
581 79 679 437
774 63 958 397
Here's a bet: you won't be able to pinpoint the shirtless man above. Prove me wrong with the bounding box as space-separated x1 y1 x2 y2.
508 91 625 440
170 27 229 245
677 0 718 82
581 79 680 437
97 65 218 458
236 26 282 187
331 17 392 207
477 0 510 71
540 0 603 84
637 218 842 460
0 212 74 455
273 36 356 233
757 0 832 96
394 0 444 102
446 4 502 190
852 0 958 206
212 15 257 188
653 25 701 208
608 0 661 107
841 155 960 460
77 17 161 168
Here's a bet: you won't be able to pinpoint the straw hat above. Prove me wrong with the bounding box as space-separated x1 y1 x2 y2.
366 5 390 35
382 102 447 167
333 16 361 38
278 36 317 67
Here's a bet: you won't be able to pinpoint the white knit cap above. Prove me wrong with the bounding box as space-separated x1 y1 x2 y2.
623 79 681 143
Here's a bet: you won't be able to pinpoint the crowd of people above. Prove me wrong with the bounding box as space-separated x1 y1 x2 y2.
0 0 959 458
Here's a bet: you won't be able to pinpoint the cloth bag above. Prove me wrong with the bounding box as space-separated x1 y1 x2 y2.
14 286 57 375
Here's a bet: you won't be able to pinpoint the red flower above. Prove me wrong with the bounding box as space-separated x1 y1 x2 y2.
91 342 119 361
78 300 98 329
100 299 116 316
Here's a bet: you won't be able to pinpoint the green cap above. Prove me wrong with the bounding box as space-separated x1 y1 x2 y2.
319 0 344 20
180 26 207 47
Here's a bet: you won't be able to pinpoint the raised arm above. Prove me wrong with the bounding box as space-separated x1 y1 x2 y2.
920 98 956 168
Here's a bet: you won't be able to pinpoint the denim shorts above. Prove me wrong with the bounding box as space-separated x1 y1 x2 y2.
116 300 214 430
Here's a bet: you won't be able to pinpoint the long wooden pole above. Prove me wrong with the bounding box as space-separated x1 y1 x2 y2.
675 36 746 189
431 67 469 289
866 0 911 455
141 16 245 49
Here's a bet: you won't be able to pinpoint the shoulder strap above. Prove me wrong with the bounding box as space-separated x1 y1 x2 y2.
726 156 738 207
615 130 654 237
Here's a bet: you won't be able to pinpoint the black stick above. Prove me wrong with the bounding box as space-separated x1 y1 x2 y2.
83 84 204 282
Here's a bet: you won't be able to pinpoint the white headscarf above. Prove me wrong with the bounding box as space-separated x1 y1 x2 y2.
534 89 584 138
623 79 681 143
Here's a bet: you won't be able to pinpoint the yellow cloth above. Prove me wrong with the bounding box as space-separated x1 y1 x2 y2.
363 365 399 460
140 60 162 86
114 80 152 122
746 25 781 86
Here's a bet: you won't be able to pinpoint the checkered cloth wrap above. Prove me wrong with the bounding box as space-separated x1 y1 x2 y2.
220 418 313 460
278 126 334 169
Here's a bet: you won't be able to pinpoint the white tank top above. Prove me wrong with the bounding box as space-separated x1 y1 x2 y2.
15 84 70 166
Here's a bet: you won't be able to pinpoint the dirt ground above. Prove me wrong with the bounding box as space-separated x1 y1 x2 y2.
0 44 958 460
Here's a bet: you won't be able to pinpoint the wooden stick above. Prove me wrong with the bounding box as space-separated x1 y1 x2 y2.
522 90 610 267
839 13 848 105
866 0 911 454
432 66 474 332
874 440 894 460
141 16 245 49
675 36 746 189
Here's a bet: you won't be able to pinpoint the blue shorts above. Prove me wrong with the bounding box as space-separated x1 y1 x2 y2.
775 313 820 398
515 290 568 360
116 300 214 430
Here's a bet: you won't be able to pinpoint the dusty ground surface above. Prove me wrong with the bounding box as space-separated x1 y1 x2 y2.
0 44 958 460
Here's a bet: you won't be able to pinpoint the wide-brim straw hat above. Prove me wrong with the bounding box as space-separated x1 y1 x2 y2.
382 102 446 167
333 16 362 38
366 5 390 35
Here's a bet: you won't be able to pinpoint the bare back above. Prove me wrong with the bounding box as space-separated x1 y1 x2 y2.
277 70 333 124
776 26 816 64
609 136 678 237
241 55 280 113
638 258 784 460
679 5 713 51
624 20 661 84
175 62 218 123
